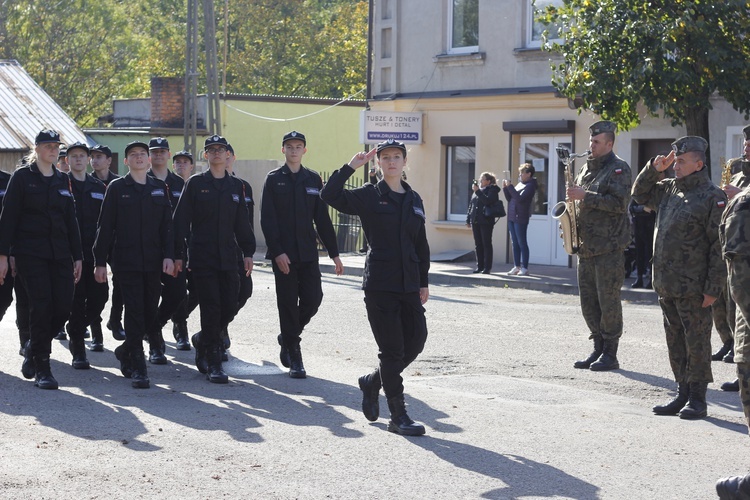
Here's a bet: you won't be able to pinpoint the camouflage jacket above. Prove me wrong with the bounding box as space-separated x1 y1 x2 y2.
574 151 632 258
720 185 750 259
632 163 727 299
728 158 750 189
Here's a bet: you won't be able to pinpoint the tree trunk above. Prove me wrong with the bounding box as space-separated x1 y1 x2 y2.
684 105 712 177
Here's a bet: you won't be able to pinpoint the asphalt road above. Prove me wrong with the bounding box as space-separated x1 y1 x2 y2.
0 267 746 499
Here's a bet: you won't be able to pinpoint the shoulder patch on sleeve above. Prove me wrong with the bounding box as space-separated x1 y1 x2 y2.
717 200 726 208
614 168 623 175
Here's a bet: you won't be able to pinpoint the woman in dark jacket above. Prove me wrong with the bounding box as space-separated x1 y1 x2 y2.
466 172 501 274
503 163 537 276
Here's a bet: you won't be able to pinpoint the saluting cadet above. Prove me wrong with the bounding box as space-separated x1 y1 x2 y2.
145 137 188 359
0 130 83 390
93 141 175 389
321 140 430 436
633 136 727 420
174 135 255 384
260 131 343 379
66 142 108 361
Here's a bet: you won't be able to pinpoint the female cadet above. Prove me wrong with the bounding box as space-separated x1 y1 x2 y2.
0 130 83 390
320 139 430 436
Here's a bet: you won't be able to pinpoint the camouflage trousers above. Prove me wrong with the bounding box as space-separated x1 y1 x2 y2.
711 285 735 345
729 258 750 434
577 250 624 340
658 296 713 383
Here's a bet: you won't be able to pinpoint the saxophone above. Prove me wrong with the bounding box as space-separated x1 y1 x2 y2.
552 148 590 255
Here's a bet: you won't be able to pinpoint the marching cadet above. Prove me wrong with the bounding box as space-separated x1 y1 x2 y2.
93 141 175 389
172 150 195 182
260 131 343 378
66 142 108 360
0 166 16 347
57 146 69 173
0 129 83 390
90 144 119 186
633 136 727 420
321 140 430 436
145 137 189 358
174 135 255 384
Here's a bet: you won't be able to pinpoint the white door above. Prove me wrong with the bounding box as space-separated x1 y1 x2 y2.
518 135 573 266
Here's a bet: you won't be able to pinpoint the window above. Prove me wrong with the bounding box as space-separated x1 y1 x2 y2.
527 0 563 48
446 144 476 221
448 0 478 54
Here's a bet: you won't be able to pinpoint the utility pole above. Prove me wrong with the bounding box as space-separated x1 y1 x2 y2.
184 0 222 159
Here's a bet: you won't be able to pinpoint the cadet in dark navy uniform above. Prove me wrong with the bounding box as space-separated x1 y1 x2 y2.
170 150 196 349
0 168 14 322
260 131 343 378
54 144 71 341
0 130 83 390
321 140 430 436
174 135 255 383
66 142 108 362
93 141 175 389
145 137 189 359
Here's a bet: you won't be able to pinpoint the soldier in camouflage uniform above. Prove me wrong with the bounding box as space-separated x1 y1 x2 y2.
570 121 632 372
632 136 727 420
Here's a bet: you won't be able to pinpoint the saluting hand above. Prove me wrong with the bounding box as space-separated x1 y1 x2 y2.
348 149 378 170
73 260 82 284
653 150 675 172
332 256 344 276
244 257 253 276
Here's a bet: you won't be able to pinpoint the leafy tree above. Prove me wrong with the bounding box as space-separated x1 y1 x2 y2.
540 0 750 162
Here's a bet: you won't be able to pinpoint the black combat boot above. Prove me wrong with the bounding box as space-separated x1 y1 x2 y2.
652 383 689 415
89 322 104 352
590 339 620 371
716 473 750 500
724 347 735 364
107 319 126 341
574 336 604 369
18 329 30 357
114 344 133 378
220 328 230 361
20 340 34 379
386 395 425 436
288 345 307 379
68 337 91 370
358 370 382 422
54 328 67 341
206 345 229 384
192 332 208 374
173 321 191 351
678 382 708 420
148 330 167 365
712 340 734 361
722 379 740 392
631 275 644 288
33 355 58 390
277 334 290 368
130 350 150 389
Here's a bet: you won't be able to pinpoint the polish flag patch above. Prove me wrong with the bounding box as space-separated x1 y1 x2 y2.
717 200 726 208
614 168 623 174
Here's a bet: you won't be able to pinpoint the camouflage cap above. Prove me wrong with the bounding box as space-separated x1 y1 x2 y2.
671 136 708 156
743 125 750 141
589 121 616 136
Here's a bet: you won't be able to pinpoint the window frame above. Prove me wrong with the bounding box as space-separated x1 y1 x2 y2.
526 0 563 49
444 140 476 222
447 0 479 55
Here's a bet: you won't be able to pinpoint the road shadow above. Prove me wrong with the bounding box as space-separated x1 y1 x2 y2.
615 368 678 390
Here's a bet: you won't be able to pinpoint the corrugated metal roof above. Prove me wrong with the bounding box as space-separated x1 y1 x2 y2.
0 60 86 151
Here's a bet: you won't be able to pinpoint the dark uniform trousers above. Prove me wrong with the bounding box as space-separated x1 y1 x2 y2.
15 256 74 356
14 277 28 342
577 250 625 340
68 261 108 336
711 287 735 346
193 268 239 345
729 258 750 434
659 296 713 383
118 271 162 354
364 290 428 399
108 276 124 326
0 272 13 321
274 260 323 348
172 271 199 323
155 271 186 330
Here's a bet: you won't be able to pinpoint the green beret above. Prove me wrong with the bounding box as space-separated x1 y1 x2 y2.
589 121 616 136
671 136 708 156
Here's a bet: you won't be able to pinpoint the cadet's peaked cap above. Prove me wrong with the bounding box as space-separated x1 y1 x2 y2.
226 143 235 155
282 131 306 146
125 141 149 156
149 137 170 150
743 125 750 141
376 138 407 157
204 135 228 148
589 121 616 136
172 150 194 163
671 136 708 156
66 141 90 155
36 129 63 145
90 144 112 158
58 148 68 159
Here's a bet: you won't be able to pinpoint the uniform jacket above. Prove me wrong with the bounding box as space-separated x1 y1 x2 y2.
68 172 106 263
720 185 750 260
321 164 430 293
574 151 632 258
729 159 750 189
0 171 10 205
0 163 82 261
466 184 500 225
503 178 537 224
260 164 338 262
147 168 185 213
174 170 255 271
94 170 120 187
93 173 174 273
632 162 727 299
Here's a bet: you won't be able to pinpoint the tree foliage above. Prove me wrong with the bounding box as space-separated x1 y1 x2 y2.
0 0 368 127
540 0 750 139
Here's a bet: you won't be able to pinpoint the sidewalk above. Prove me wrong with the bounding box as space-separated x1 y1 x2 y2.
254 250 658 304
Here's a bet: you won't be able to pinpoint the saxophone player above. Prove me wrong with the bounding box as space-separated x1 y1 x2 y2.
569 121 632 372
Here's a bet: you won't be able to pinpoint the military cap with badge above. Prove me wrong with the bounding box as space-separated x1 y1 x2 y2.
90 144 112 158
671 136 708 155
149 137 170 150
172 150 193 163
282 131 306 146
376 138 407 158
589 120 617 136
66 141 90 155
36 129 63 145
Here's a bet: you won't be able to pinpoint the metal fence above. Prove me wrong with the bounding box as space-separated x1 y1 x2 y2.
319 171 365 253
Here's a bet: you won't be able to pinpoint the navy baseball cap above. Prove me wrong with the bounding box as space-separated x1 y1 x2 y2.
204 135 229 148
376 139 407 158
58 148 68 159
66 141 90 155
282 131 306 146
172 150 194 163
36 129 63 145
125 141 149 156
226 143 235 155
90 144 112 158
149 137 170 150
